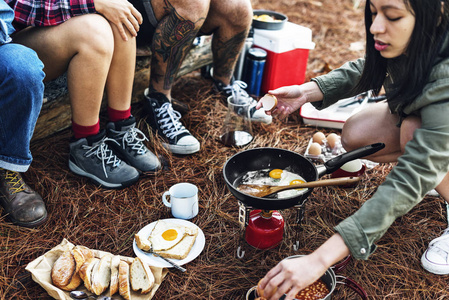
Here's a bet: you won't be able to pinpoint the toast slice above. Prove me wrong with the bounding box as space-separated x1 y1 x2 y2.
72 245 94 273
109 255 121 296
130 257 155 294
135 232 151 252
91 254 112 295
118 261 131 300
79 257 99 293
155 227 199 260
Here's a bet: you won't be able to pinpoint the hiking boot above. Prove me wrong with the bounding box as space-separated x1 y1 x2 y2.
69 130 139 189
213 78 273 125
106 116 161 172
143 89 200 155
421 228 449 274
0 169 47 227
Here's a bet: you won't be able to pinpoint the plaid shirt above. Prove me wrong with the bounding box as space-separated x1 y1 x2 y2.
5 0 96 28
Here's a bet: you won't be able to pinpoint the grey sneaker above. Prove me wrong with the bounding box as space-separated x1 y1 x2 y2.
69 131 139 189
106 116 161 172
143 89 200 155
213 78 273 125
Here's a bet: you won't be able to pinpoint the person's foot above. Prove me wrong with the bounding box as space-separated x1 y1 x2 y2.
0 169 47 227
69 130 140 189
143 89 200 155
212 78 273 125
106 116 161 172
421 228 449 274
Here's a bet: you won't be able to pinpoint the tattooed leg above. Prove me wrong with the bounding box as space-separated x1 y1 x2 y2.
201 0 253 85
149 0 207 99
211 30 248 83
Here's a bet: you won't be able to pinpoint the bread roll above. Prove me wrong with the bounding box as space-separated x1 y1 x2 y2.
91 254 112 295
51 250 76 289
60 272 82 291
79 257 99 293
130 257 154 294
109 256 121 296
118 261 131 300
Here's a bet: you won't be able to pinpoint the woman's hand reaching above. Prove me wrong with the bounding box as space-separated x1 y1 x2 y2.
256 82 323 119
257 255 327 300
257 234 350 300
94 0 143 41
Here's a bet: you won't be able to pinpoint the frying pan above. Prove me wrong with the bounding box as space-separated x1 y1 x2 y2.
223 143 385 210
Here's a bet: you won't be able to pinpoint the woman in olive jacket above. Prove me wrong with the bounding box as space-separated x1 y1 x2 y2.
256 0 449 299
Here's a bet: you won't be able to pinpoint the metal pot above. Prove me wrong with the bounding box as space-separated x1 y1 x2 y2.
245 255 367 300
223 143 384 210
252 9 288 30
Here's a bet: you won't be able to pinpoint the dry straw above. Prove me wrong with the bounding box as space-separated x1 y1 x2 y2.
1 75 449 299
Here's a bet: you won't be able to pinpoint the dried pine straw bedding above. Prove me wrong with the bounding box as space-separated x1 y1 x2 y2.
1 75 449 299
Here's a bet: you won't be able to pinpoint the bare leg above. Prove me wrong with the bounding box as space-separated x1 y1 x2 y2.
201 0 252 84
343 101 449 201
341 102 402 162
106 23 136 111
149 0 209 99
12 14 114 126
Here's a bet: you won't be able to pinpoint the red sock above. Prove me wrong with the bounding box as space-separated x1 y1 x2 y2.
108 107 131 122
72 120 100 139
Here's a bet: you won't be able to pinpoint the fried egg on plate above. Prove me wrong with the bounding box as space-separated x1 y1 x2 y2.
149 220 196 251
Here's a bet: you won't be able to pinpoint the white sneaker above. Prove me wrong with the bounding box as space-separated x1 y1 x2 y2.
143 90 200 155
213 78 273 125
426 189 440 197
421 228 449 274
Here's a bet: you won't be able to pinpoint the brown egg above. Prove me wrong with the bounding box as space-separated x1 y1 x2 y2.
327 133 340 149
308 142 322 155
312 131 326 145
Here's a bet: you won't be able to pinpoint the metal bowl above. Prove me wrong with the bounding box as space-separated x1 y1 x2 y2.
252 9 288 30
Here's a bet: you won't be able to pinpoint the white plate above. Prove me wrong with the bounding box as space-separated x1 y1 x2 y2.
133 218 205 268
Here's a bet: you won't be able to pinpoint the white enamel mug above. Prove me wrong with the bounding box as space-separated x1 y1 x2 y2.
162 183 199 220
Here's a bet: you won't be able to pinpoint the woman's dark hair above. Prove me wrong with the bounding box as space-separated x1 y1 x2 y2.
352 0 449 113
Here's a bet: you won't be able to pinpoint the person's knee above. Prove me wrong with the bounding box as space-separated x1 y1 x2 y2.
341 117 362 151
165 0 209 23
231 0 253 27
400 115 421 153
73 15 114 58
0 44 44 90
210 0 252 29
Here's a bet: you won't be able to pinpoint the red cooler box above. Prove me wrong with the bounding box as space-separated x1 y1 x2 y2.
253 22 315 94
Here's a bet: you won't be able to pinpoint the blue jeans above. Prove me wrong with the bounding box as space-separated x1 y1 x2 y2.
0 43 44 172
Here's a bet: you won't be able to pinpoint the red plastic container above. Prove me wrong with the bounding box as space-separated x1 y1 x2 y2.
253 22 315 95
245 210 284 249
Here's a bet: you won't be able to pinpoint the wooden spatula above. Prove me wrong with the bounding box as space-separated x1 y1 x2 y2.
237 176 361 198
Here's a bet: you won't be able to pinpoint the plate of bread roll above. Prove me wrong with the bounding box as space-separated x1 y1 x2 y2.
133 218 205 268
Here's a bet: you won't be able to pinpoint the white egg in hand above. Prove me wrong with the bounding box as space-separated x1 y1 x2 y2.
260 94 278 111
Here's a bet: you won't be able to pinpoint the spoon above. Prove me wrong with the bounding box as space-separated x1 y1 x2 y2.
237 176 361 198
69 291 112 300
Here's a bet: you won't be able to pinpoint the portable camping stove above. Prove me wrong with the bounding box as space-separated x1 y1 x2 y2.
236 200 306 258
